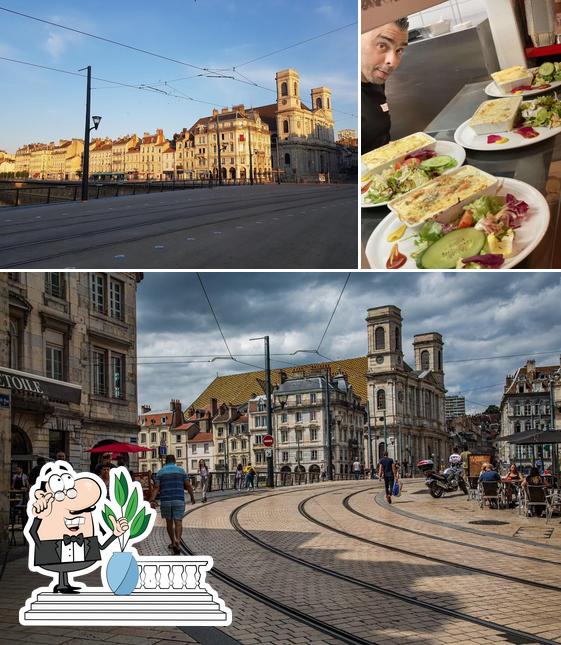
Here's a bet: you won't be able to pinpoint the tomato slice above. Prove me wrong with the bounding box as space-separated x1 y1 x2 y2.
361 181 372 194
458 211 474 229
386 243 407 270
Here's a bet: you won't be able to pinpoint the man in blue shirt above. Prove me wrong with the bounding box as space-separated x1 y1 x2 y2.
479 464 501 482
378 452 397 503
150 455 195 554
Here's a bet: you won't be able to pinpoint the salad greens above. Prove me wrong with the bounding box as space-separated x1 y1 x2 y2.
363 149 457 205
411 193 529 270
521 94 561 129
533 61 561 85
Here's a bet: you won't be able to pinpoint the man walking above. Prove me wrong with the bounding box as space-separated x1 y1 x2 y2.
352 459 361 480
378 451 397 504
150 455 195 554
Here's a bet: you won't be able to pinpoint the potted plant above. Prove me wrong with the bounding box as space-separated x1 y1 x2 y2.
102 468 155 595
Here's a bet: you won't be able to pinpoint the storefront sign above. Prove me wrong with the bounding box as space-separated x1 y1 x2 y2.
0 367 81 404
362 0 441 33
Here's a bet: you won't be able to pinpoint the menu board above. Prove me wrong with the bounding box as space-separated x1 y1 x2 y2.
361 0 442 33
468 453 492 478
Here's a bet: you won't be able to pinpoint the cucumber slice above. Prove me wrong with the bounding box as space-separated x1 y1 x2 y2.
419 155 456 170
420 228 486 269
539 62 555 78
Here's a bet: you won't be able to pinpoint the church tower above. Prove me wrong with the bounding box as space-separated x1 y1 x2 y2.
311 87 332 115
366 305 404 374
413 333 444 388
276 69 301 112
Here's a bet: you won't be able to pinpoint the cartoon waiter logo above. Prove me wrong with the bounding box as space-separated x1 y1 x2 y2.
20 461 231 626
27 461 128 594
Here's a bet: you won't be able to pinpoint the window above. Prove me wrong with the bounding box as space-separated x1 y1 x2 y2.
191 460 197 469
176 448 182 458
242 439 247 450
281 81 288 96
311 450 318 460
283 120 289 134
295 429 303 441
204 443 209 454
514 404 521 415
91 274 105 314
161 416 167 425
8 319 21 369
112 353 124 399
284 152 291 165
151 432 157 442
310 393 316 404
294 82 298 95
310 410 316 421
281 430 288 443
282 451 289 462
255 415 267 428
316 97 323 109
217 427 224 437
256 452 263 464
421 350 430 371
232 440 237 450
176 434 181 442
218 441 224 453
280 413 288 424
296 394 302 404
310 428 318 441
140 433 146 442
524 403 532 415
45 273 65 299
296 412 303 423
161 432 167 444
376 389 386 410
257 399 266 412
45 344 63 381
92 348 106 396
109 279 123 320
375 326 385 350
395 327 400 351
296 450 303 461
255 435 263 445
192 444 198 454
151 449 157 459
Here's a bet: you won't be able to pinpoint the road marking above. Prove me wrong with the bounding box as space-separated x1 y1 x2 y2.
213 231 222 235
272 217 279 221
186 237 196 241
255 221 263 224
114 254 126 260
235 226 244 229
154 244 165 249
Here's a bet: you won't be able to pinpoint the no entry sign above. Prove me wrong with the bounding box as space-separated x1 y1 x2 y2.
263 434 274 447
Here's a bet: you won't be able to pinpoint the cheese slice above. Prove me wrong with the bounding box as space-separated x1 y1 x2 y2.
468 96 522 135
491 66 530 84
361 132 435 171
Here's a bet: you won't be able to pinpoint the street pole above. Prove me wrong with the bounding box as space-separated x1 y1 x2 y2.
383 410 388 454
365 400 373 473
216 112 223 186
324 368 333 480
80 65 92 201
265 335 274 488
274 135 281 184
248 112 254 186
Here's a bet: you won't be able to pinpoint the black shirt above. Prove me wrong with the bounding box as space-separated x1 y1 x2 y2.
362 82 391 155
379 457 394 478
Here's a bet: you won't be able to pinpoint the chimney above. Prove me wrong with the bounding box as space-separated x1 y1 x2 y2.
211 398 218 416
221 107 228 114
141 404 151 414
212 108 219 117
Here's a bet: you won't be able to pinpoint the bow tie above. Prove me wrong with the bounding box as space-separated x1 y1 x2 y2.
63 534 84 546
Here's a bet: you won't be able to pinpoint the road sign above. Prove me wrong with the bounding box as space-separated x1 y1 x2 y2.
265 448 273 458
263 434 274 447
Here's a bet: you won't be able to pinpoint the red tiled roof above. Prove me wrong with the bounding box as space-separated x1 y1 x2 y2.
138 411 171 426
174 421 198 431
189 432 214 443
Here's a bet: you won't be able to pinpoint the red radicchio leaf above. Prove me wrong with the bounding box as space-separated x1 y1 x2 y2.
515 127 539 139
462 254 505 268
404 148 437 162
505 193 529 215
487 134 504 144
441 222 457 235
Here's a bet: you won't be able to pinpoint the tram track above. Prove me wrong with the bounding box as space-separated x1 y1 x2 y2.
224 486 561 645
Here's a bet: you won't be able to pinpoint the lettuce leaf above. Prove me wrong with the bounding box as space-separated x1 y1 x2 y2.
464 195 505 222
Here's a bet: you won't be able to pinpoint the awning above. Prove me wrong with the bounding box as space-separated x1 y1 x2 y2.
0 366 82 404
497 429 561 444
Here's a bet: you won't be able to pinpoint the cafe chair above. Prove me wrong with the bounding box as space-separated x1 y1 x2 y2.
522 485 550 518
467 476 480 501
545 490 561 524
479 481 501 509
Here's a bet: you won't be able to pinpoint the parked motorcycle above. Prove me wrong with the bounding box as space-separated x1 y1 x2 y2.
417 455 468 498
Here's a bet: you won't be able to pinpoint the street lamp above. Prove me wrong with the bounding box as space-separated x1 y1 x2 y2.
92 115 102 130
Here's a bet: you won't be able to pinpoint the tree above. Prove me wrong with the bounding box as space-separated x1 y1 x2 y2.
483 405 500 415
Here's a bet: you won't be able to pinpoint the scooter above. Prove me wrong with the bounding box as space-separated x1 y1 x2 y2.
417 456 468 498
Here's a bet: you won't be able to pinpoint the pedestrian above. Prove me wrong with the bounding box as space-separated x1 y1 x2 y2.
321 469 327 482
95 452 115 476
401 459 408 478
29 457 46 487
100 461 112 492
245 463 256 490
198 459 209 503
235 463 243 490
352 459 361 480
459 444 471 483
150 454 195 555
116 454 133 478
12 464 29 491
378 451 397 504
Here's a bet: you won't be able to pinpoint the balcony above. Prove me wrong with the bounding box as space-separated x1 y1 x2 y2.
20 556 231 625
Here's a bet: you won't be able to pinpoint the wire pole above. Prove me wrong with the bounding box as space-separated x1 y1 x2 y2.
324 367 333 480
248 110 254 186
216 111 222 186
80 65 92 200
265 335 274 487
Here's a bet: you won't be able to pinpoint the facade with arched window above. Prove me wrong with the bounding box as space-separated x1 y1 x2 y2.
366 305 449 471
254 68 339 181
0 272 142 551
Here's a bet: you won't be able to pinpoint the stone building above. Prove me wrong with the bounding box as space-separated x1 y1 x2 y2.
498 358 561 467
46 139 84 180
366 305 450 470
140 129 167 180
255 68 338 181
445 395 466 420
0 272 142 550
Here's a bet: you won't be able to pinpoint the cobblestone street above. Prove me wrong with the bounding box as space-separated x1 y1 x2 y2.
4 479 561 644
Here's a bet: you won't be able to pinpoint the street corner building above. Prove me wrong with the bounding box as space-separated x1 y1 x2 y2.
0 272 143 552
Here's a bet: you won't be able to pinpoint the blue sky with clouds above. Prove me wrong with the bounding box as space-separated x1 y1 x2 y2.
0 0 357 153
135 272 561 415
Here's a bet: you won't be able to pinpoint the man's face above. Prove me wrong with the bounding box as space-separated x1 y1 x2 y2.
37 473 102 540
361 23 408 84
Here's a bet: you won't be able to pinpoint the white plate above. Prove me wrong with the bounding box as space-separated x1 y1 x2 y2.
454 119 561 151
361 140 466 208
365 177 550 270
485 67 561 98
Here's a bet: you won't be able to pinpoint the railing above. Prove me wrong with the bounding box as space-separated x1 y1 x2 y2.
135 557 210 592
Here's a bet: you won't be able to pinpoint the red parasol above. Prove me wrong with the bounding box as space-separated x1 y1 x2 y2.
86 442 150 457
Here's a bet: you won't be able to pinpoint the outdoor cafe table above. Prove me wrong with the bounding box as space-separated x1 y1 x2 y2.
361 80 561 269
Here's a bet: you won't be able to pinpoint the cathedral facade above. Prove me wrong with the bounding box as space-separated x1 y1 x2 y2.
366 305 451 471
255 68 339 181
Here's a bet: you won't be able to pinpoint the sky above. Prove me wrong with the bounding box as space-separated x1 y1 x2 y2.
136 271 561 415
0 0 357 153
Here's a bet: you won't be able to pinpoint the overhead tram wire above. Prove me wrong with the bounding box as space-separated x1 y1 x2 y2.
0 6 211 72
316 273 351 356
